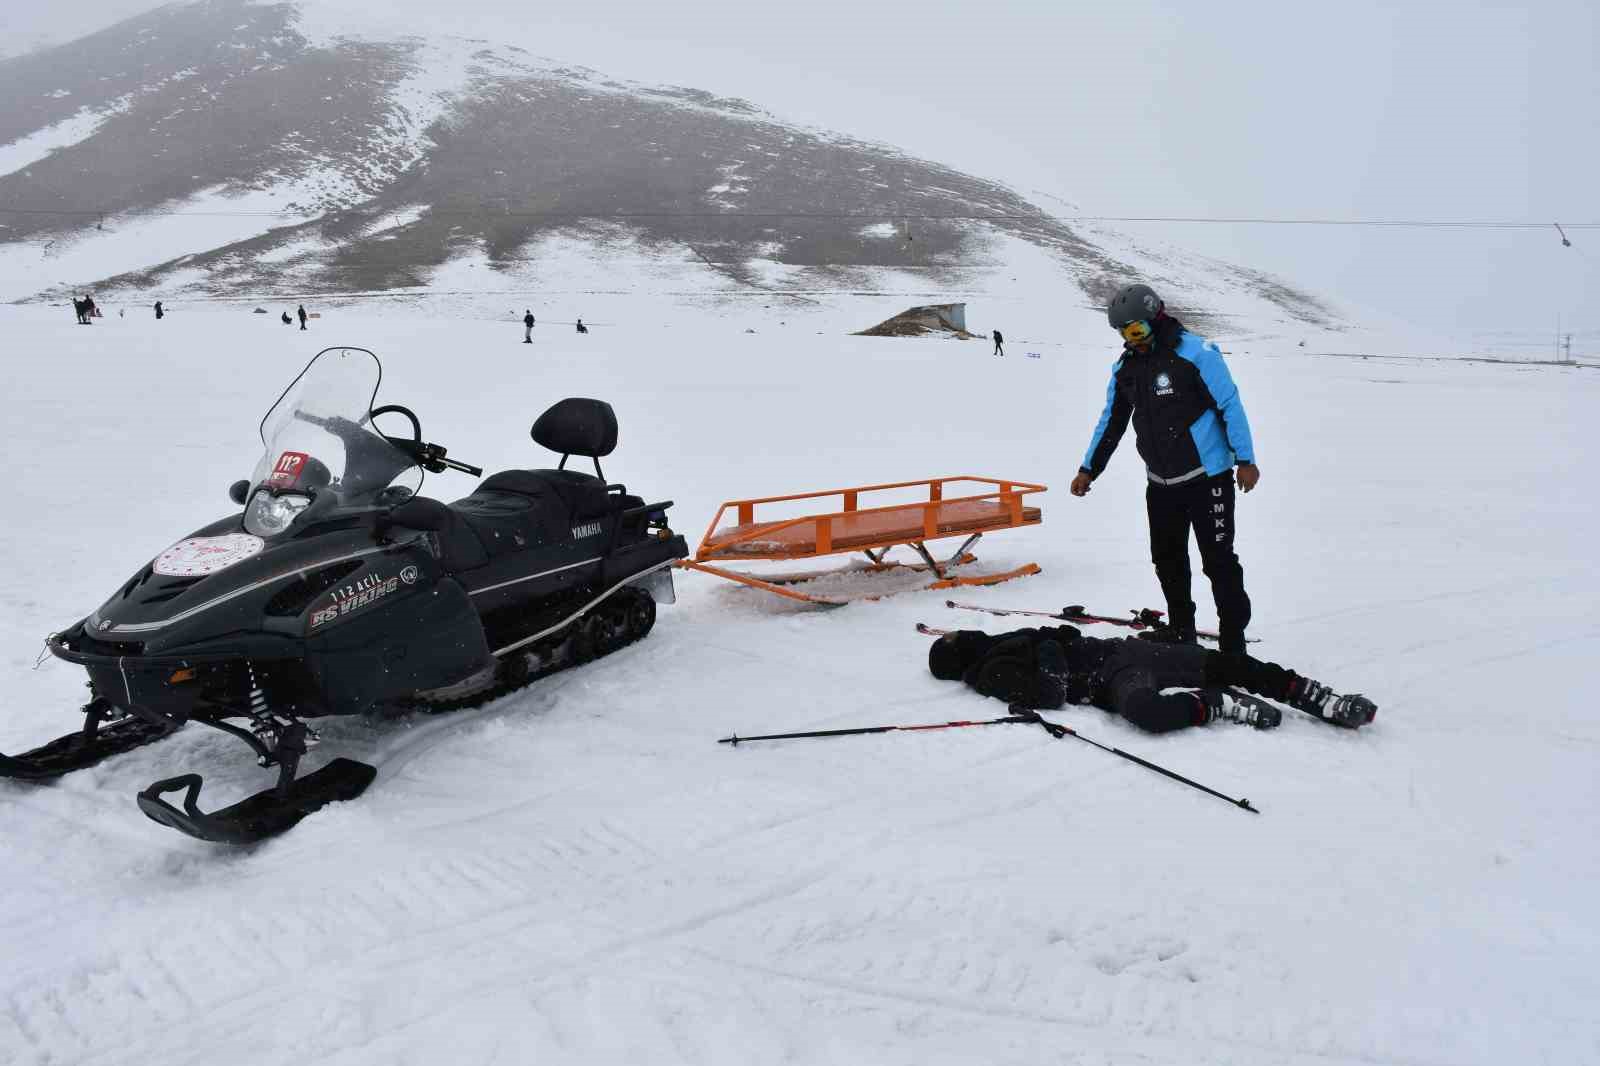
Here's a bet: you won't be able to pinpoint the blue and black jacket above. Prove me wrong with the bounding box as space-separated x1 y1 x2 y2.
1079 316 1255 485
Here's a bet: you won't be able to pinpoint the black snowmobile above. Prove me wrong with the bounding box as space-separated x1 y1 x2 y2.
7 347 687 844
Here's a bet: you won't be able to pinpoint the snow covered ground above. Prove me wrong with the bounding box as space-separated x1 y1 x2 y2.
1 300 1597 1065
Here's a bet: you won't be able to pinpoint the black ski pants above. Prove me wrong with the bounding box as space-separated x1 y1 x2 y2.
1146 472 1251 649
1099 641 1296 733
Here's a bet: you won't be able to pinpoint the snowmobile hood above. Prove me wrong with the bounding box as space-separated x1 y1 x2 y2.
86 514 419 653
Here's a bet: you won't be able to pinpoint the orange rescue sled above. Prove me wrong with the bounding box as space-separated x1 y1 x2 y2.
679 476 1045 605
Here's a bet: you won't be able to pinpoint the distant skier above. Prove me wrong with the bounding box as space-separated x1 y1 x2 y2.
154 300 164 321
281 311 292 325
73 297 90 325
1071 283 1258 654
928 624 1376 732
992 329 1004 356
297 304 308 330
523 309 535 343
575 318 588 334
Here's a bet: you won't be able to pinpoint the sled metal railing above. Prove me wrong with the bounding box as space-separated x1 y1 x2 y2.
691 476 1046 562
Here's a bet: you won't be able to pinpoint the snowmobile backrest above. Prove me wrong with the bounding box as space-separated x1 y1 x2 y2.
532 399 617 482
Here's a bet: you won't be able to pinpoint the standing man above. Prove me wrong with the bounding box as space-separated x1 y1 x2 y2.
523 309 535 343
154 300 164 320
1069 283 1259 654
297 304 308 330
992 329 1005 357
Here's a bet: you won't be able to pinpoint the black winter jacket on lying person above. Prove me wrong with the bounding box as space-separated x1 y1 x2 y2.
927 625 1304 733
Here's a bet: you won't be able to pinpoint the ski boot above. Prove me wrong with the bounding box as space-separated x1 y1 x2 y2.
1138 618 1197 646
1287 678 1377 729
1199 689 1281 729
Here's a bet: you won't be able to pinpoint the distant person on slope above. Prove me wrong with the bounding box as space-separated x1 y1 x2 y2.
928 625 1376 732
297 304 308 330
281 311 292 325
154 300 164 320
523 309 535 343
992 329 1004 356
1070 283 1258 654
576 318 588 334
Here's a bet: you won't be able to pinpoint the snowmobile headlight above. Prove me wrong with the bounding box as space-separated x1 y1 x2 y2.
244 490 312 537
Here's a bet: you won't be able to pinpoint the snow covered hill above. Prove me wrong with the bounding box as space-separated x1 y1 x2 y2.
1 300 1596 1065
0 0 1343 344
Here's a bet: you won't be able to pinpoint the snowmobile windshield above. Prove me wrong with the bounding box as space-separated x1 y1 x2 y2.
248 347 420 507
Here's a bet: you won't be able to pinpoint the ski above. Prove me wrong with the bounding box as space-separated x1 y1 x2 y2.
0 699 181 781
137 758 377 845
944 600 1257 644
916 622 956 637
947 599 1156 629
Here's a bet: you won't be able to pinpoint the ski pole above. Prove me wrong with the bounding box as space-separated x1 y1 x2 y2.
719 713 1037 746
1009 705 1258 814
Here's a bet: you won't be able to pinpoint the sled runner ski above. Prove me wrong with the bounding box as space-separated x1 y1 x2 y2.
679 476 1045 605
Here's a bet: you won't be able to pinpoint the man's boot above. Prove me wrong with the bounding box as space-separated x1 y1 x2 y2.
1287 678 1377 729
1139 613 1197 645
1198 689 1281 729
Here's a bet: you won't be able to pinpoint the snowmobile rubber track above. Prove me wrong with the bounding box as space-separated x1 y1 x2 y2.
136 758 377 845
410 585 657 715
0 701 180 781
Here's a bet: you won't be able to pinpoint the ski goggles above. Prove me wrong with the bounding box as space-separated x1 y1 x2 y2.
1118 319 1154 344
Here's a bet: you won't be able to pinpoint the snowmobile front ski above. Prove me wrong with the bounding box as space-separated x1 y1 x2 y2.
944 600 1257 644
0 698 180 781
137 758 376 845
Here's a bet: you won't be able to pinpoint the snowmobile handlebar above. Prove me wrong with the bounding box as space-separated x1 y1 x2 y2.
292 407 482 478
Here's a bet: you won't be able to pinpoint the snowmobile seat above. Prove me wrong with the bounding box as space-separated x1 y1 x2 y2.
432 504 491 573
446 489 554 564
478 468 619 519
443 398 631 521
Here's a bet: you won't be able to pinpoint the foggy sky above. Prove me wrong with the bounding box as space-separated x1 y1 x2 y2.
3 0 1594 347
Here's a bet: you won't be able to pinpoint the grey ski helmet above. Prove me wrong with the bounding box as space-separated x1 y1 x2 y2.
1107 283 1164 329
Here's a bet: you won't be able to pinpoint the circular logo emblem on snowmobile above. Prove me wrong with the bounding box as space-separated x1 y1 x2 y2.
400 565 419 585
152 533 265 577
1155 373 1171 388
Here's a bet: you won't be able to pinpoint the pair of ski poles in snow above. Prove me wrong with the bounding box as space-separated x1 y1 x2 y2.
719 705 1259 815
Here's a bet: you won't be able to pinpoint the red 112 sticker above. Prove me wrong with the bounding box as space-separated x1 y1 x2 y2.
268 450 310 488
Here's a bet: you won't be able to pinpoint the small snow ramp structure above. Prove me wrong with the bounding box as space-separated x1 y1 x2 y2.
680 476 1045 605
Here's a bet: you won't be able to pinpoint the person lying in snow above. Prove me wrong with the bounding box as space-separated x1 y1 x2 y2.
928 625 1376 732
